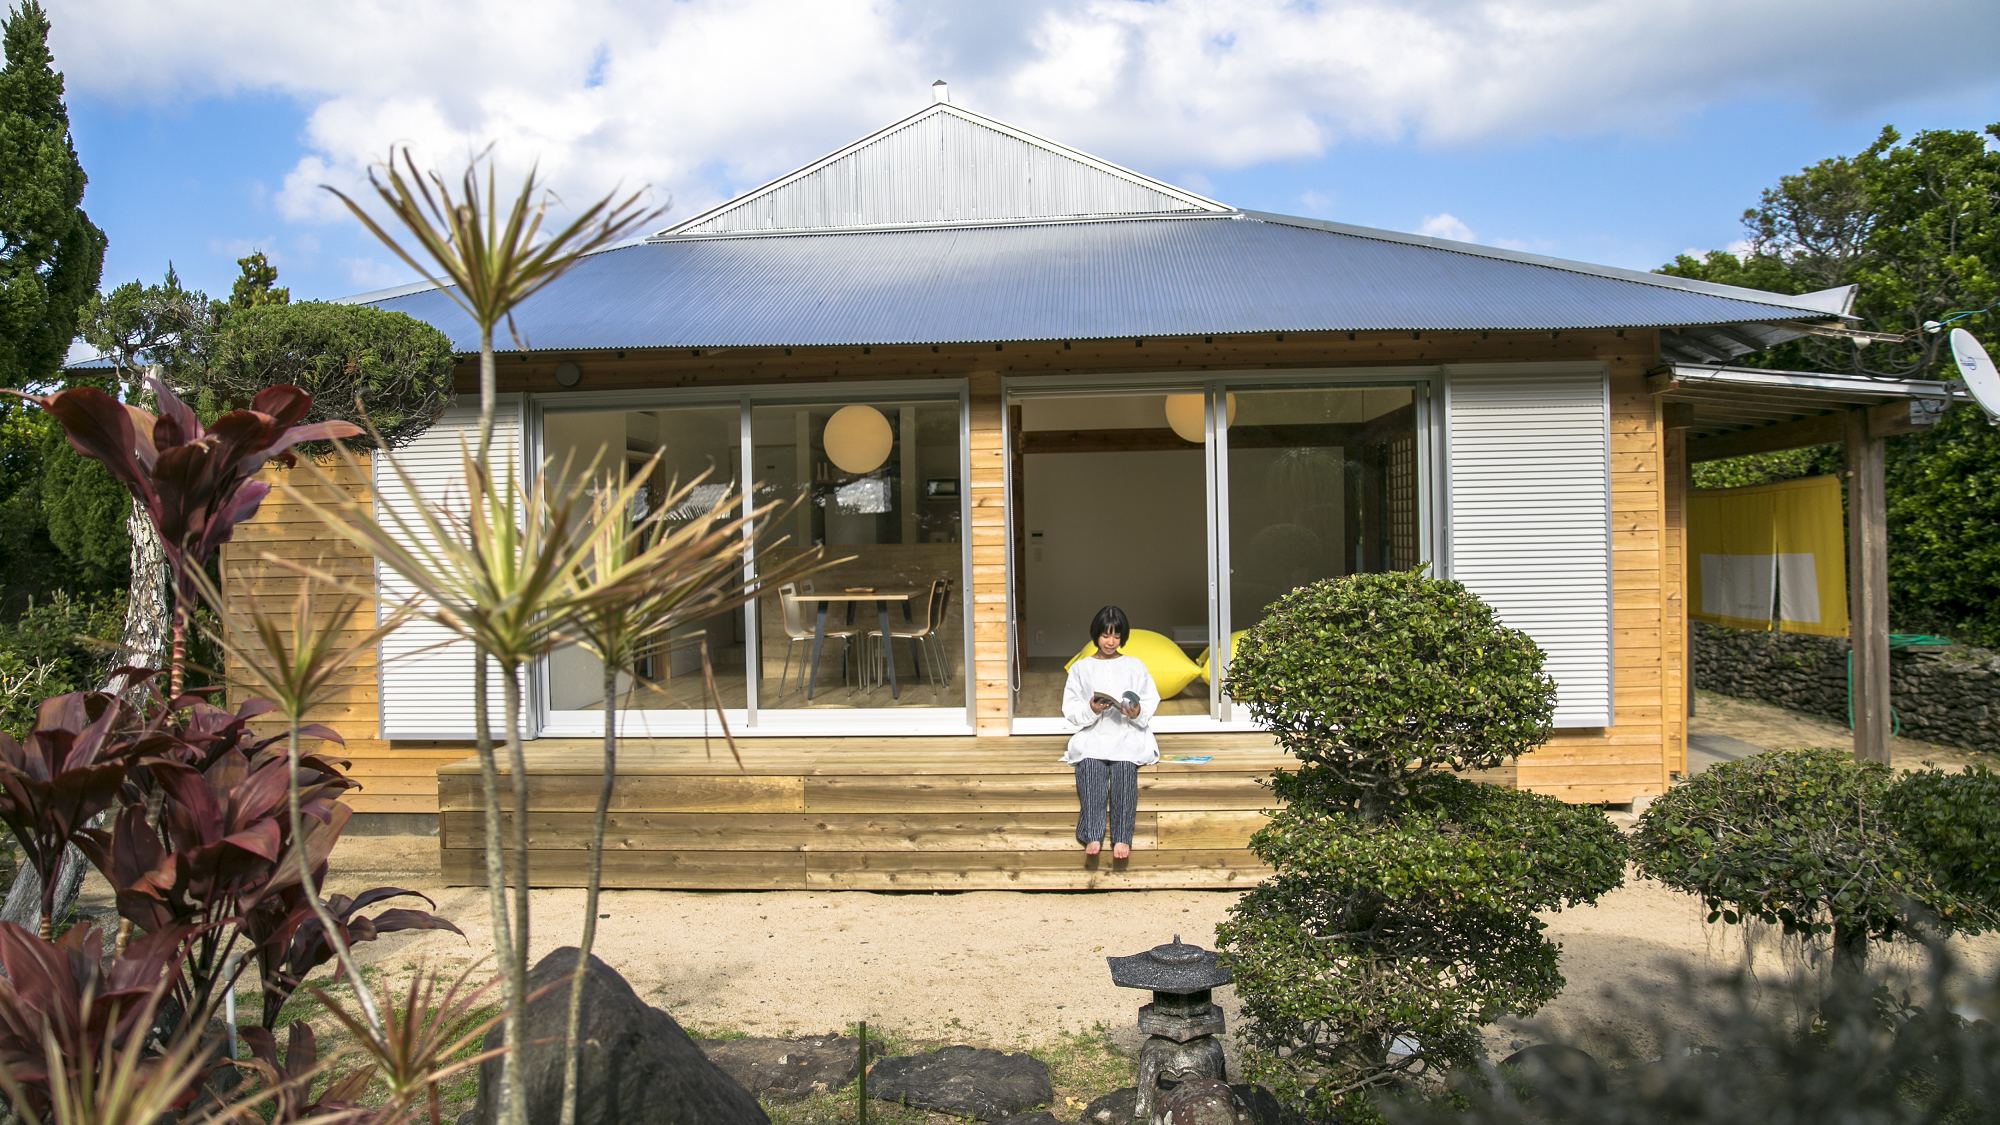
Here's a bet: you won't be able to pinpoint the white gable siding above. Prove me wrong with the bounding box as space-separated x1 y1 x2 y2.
1446 367 1613 728
375 397 526 740
667 105 1221 237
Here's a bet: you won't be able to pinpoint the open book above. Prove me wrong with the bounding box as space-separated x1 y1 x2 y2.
1091 689 1142 711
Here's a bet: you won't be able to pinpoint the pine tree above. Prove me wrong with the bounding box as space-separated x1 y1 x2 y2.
0 0 105 386
226 250 289 310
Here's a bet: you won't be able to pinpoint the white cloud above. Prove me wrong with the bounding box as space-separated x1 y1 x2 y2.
1419 213 1475 242
46 0 2000 243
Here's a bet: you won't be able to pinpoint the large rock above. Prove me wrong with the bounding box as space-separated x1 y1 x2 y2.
993 1115 1062 1125
700 1034 868 1102
868 1045 1053 1121
466 948 767 1125
1499 1042 1607 1099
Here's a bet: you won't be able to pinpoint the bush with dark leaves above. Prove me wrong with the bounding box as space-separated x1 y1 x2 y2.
1218 571 1626 1123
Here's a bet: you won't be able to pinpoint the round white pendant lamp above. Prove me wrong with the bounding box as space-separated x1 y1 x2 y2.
1164 392 1237 443
823 404 894 474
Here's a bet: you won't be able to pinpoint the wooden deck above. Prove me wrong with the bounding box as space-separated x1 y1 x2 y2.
436 734 1313 890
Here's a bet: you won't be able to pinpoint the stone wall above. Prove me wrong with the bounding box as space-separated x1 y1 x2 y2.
1692 623 2000 754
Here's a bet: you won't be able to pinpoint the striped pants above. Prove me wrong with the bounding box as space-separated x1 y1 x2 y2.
1074 758 1139 847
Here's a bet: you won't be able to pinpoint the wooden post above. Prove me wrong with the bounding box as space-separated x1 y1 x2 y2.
1845 409 1891 765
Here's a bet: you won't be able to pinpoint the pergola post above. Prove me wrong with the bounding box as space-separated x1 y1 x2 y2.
1844 408 1891 765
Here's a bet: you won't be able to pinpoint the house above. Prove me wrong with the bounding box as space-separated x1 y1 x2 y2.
224 90 1955 889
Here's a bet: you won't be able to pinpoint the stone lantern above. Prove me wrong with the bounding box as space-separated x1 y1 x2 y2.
1107 935 1231 1123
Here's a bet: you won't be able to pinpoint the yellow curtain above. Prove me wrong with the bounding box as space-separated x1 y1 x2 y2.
1689 474 1847 636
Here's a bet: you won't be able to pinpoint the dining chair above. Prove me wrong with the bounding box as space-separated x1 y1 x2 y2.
777 582 857 696
864 579 944 692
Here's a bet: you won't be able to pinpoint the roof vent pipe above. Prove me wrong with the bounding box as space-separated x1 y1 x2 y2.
932 79 949 104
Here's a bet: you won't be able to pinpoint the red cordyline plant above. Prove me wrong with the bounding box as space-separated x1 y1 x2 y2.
95 736 353 1017
244 884 462 1032
9 375 361 693
0 691 145 937
0 921 196 1117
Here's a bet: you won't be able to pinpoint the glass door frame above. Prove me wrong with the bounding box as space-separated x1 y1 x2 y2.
524 378 978 738
1004 368 1443 733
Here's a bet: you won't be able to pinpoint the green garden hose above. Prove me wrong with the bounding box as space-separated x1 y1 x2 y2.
1847 633 1953 734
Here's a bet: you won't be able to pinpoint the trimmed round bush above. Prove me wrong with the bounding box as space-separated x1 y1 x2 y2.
1632 747 1994 973
208 301 455 449
1217 570 1623 1122
1226 568 1555 802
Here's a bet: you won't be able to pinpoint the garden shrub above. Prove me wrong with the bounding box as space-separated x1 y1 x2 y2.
1217 570 1627 1122
1384 939 2000 1125
0 589 124 735
1632 748 2000 976
207 301 456 449
1885 765 2000 923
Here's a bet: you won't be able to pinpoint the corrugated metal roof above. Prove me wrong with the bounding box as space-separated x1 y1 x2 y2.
361 212 1838 354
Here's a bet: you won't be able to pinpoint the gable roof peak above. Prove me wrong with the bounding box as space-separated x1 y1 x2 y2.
653 98 1228 240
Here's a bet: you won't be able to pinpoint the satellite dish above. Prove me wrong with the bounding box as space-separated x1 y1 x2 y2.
1949 327 2000 420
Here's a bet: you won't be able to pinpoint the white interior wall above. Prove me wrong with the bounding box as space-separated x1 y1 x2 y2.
1021 450 1207 657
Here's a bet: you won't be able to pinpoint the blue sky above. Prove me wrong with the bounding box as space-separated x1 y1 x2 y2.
46 0 2000 307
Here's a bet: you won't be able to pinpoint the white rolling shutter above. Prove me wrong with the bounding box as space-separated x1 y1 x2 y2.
375 397 527 739
1446 367 1612 728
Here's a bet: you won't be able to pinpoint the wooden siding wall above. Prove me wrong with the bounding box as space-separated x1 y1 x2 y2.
224 329 1681 817
221 454 466 813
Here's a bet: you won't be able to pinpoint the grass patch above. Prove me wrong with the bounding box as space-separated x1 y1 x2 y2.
758 1022 1130 1124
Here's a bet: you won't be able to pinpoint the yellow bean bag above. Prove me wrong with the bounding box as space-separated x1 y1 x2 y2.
1195 629 1249 685
1064 628 1202 699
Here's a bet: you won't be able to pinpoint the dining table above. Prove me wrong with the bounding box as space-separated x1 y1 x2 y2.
791 586 927 700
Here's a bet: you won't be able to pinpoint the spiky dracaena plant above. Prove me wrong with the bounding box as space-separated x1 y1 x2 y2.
313 959 505 1125
282 443 658 1125
322 152 656 1125
321 147 658 464
548 467 832 1125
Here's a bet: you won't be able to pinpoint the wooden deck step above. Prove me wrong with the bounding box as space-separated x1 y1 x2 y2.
436 734 1289 890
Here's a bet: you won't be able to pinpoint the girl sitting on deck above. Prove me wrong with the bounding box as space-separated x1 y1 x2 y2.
1060 605 1160 859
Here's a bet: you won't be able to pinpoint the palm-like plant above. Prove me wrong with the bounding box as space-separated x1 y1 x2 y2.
282 443 633 1125
548 469 833 1125
322 147 659 463
324 149 657 1125
313 960 505 1125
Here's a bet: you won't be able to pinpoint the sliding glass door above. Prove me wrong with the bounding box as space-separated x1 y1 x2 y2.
1008 378 1430 730
536 387 970 736
1215 385 1424 719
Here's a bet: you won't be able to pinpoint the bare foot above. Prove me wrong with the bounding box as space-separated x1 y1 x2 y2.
1084 841 1101 856
1112 842 1131 860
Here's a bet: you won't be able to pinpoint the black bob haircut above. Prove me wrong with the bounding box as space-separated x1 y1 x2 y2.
1089 605 1131 644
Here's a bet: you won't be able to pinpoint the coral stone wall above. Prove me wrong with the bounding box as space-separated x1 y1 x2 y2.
1692 622 2000 754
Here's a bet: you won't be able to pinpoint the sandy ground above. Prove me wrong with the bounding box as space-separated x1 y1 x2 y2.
75 689 2000 1061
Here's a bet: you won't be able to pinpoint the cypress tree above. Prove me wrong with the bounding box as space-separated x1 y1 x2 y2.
0 0 105 386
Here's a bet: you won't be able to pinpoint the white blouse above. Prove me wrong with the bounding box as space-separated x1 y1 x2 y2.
1060 653 1161 765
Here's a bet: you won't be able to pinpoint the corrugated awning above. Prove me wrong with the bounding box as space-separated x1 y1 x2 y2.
1654 363 1966 458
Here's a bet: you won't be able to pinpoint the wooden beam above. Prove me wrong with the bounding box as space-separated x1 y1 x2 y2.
1682 398 1944 462
1688 412 1845 462
1845 409 1891 765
